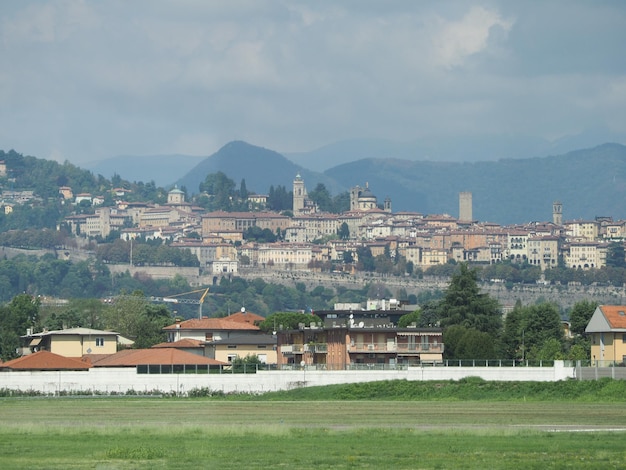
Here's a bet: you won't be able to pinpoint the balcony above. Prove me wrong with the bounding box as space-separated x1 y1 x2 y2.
350 342 444 354
281 343 326 354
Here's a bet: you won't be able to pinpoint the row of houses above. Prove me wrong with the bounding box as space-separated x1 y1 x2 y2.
6 304 626 375
11 301 445 373
61 179 626 273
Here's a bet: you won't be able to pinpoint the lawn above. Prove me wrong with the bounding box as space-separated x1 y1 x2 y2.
1 397 625 468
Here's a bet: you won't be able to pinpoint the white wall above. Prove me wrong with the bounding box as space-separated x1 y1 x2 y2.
0 362 575 395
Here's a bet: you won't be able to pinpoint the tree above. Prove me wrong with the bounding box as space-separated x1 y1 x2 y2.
239 179 248 200
437 263 502 336
569 300 598 336
259 312 322 333
0 294 40 360
398 309 421 328
606 242 626 268
199 172 236 210
267 185 292 211
338 222 350 240
503 302 565 361
103 292 171 348
244 226 277 243
356 246 375 272
308 183 333 212
456 329 496 359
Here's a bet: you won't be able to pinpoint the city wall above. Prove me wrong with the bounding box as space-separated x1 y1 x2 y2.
0 362 575 395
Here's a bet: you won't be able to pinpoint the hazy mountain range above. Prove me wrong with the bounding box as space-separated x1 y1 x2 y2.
84 140 626 225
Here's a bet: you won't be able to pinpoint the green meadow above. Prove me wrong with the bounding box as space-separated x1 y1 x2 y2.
1 380 626 469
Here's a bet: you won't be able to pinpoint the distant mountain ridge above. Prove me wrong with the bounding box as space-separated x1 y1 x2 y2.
85 154 204 187
89 140 626 225
324 143 626 224
174 141 343 196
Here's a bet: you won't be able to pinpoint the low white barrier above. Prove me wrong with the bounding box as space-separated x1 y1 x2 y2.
0 361 575 395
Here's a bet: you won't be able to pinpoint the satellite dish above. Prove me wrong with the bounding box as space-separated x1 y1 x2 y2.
358 322 365 328
241 307 246 313
349 314 354 319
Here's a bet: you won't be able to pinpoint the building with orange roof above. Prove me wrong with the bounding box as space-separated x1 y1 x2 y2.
162 312 276 364
223 308 265 326
585 305 626 365
0 350 90 371
91 347 226 374
152 338 205 356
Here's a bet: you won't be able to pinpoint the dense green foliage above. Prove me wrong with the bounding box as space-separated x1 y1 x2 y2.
102 293 171 348
258 312 322 333
96 239 199 267
437 264 502 335
307 183 350 213
248 377 626 402
0 294 40 360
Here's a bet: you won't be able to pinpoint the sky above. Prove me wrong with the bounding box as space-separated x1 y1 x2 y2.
1 0 625 166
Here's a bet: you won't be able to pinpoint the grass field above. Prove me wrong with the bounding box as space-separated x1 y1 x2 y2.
1 382 626 469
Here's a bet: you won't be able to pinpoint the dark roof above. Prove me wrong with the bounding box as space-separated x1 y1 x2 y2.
207 333 276 346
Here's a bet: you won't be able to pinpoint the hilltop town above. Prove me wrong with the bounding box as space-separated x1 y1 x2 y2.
58 172 622 277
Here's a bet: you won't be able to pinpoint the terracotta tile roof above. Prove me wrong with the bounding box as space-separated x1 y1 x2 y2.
599 305 626 329
224 310 265 325
92 348 226 367
152 338 204 349
1 351 90 370
163 318 259 331
82 354 115 365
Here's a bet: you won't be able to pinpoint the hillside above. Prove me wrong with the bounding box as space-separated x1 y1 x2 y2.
175 140 342 195
134 141 626 224
84 154 204 187
324 143 626 224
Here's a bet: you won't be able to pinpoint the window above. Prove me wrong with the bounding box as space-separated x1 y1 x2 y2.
95 337 105 347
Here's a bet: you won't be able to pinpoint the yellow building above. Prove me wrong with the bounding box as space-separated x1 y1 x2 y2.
21 328 129 357
585 305 626 366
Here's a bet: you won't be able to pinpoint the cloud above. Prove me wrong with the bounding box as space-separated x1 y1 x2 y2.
433 6 513 69
0 1 624 163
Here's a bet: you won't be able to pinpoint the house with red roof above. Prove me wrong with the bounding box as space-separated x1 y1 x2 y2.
152 338 205 356
91 347 226 374
585 305 626 365
163 316 261 343
223 307 265 326
162 309 276 364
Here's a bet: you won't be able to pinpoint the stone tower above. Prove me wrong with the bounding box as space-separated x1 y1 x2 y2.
384 196 392 213
553 201 563 225
459 192 473 222
293 173 306 214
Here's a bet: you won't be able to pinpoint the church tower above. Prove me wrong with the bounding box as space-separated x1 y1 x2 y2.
553 201 562 225
293 173 306 215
